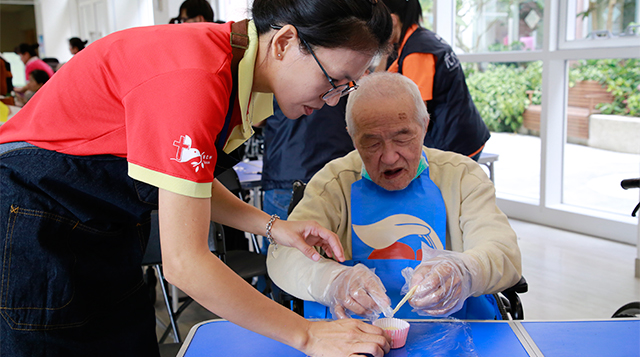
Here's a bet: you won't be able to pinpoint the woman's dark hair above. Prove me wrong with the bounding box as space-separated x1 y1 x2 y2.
381 0 422 42
14 43 39 57
29 69 50 85
252 0 392 55
180 0 214 22
69 37 88 51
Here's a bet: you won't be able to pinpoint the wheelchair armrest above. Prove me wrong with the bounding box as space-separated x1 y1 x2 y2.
502 276 528 295
287 180 307 216
500 276 528 320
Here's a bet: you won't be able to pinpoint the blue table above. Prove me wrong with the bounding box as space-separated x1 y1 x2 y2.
177 318 639 356
521 320 640 357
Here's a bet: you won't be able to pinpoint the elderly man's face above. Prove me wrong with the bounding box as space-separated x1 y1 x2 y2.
352 96 426 191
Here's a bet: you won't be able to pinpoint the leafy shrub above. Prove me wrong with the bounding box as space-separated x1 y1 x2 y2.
570 59 640 117
464 62 542 132
464 58 638 133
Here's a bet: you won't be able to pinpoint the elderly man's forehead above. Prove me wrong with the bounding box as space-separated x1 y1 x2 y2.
352 97 415 120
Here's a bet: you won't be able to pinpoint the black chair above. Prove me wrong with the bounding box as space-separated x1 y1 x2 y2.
42 57 59 73
284 180 528 320
216 167 273 295
142 168 272 344
216 168 262 252
141 211 196 344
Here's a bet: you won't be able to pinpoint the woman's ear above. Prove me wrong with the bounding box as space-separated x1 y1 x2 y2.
390 13 402 44
270 24 299 60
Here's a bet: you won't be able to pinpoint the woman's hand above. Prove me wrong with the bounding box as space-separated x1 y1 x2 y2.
301 319 391 357
270 219 345 262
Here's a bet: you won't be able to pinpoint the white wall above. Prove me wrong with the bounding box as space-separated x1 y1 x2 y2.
112 0 154 33
33 0 250 63
152 0 183 25
34 0 76 62
34 0 154 64
217 0 251 21
151 0 249 24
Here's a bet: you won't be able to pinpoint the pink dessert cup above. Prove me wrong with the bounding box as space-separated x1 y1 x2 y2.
373 317 410 349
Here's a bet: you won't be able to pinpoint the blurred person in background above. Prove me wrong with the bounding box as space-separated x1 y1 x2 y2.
15 69 49 107
170 0 214 23
13 43 54 96
378 0 490 161
69 37 88 55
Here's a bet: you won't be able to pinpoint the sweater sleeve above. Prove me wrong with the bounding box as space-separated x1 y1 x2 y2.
266 157 355 301
455 159 522 295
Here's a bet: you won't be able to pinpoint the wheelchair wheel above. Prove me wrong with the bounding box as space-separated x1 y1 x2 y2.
612 302 640 318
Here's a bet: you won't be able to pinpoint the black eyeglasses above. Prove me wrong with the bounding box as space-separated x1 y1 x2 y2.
271 25 358 101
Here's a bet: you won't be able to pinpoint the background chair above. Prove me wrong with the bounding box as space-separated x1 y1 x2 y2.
282 180 528 320
41 57 59 73
142 168 272 345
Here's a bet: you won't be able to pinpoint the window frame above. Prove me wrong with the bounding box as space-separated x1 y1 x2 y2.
438 0 640 244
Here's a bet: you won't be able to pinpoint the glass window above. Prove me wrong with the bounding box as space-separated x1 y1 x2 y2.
419 0 434 30
562 58 640 215
455 0 544 54
2 53 25 88
464 61 542 200
567 0 640 41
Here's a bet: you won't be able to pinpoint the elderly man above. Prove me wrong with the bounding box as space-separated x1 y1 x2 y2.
267 72 521 320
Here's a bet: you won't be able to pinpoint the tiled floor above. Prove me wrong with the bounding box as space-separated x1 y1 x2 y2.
154 218 640 345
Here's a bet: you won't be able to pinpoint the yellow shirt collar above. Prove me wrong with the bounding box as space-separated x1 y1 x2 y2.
224 20 274 153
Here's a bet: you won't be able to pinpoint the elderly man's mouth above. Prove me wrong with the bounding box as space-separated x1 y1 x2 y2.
383 168 403 178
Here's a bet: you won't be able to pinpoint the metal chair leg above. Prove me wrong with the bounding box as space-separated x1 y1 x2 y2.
154 265 181 343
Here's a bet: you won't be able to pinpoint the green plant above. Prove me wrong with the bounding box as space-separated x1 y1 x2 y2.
464 61 542 132
488 41 526 52
570 59 640 117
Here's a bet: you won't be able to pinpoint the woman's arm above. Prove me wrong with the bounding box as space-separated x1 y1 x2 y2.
208 178 345 262
158 188 389 356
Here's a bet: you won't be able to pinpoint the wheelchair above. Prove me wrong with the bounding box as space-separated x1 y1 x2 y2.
611 178 640 319
279 180 528 320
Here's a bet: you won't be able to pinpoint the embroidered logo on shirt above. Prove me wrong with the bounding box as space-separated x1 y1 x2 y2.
171 135 212 173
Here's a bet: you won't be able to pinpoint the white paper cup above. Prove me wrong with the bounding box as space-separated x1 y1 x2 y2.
373 317 410 349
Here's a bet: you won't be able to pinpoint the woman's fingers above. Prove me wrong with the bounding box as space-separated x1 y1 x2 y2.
304 221 345 262
304 320 390 357
273 220 345 262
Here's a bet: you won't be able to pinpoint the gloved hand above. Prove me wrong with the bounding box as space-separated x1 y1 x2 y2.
319 264 392 321
401 245 483 317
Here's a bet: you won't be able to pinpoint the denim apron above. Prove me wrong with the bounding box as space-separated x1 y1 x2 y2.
0 142 160 356
304 153 501 320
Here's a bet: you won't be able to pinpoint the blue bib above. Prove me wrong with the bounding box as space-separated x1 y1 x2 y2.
303 153 501 320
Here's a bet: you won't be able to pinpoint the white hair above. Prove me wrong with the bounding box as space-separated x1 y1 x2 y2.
346 72 430 136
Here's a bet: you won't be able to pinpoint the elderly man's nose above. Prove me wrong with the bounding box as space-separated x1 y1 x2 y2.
381 147 399 164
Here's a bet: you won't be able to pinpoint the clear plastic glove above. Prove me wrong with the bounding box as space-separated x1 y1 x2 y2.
401 245 483 317
319 264 393 321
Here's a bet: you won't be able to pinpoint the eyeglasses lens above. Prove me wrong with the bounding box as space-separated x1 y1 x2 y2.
321 82 358 101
